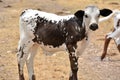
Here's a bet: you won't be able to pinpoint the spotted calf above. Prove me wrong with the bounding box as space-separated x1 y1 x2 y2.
17 6 113 80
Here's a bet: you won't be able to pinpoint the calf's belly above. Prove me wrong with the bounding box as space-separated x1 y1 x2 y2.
39 43 67 55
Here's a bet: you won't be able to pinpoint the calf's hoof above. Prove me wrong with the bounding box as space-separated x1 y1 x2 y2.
69 73 77 80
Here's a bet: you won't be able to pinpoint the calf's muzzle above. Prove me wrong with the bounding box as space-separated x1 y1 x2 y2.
89 23 98 31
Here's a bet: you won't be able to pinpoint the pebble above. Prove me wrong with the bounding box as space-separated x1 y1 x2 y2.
7 51 12 54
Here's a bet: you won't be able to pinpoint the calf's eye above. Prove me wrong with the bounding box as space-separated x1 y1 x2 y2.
85 15 88 18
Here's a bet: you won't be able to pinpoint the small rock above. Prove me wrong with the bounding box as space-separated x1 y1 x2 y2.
0 41 5 43
109 2 119 5
52 54 56 57
4 5 12 8
63 11 71 14
37 8 42 11
56 11 64 15
7 51 12 54
56 11 71 15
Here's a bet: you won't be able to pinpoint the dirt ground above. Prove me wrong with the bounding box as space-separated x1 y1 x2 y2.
0 0 120 80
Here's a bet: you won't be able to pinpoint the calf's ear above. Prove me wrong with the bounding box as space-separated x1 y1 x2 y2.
74 10 84 18
100 9 112 17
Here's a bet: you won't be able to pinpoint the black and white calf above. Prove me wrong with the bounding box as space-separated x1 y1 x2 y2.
101 11 120 60
17 6 113 80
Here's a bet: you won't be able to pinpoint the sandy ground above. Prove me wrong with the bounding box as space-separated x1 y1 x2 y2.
0 0 120 80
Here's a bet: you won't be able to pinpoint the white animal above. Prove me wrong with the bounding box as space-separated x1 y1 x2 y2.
101 10 120 60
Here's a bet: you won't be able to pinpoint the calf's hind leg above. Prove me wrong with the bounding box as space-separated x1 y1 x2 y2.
17 38 34 80
26 44 39 80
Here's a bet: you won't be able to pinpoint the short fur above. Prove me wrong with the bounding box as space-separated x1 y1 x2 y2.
17 6 113 80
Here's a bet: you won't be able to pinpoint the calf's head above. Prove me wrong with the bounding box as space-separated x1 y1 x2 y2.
75 6 112 32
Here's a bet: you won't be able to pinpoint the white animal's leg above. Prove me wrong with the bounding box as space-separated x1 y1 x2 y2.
17 38 34 80
101 34 112 60
101 28 120 60
26 44 39 80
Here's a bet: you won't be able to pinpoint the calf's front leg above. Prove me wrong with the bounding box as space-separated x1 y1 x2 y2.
67 44 78 80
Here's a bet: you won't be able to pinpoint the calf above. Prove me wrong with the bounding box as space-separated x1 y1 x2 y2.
17 6 113 80
101 11 120 60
